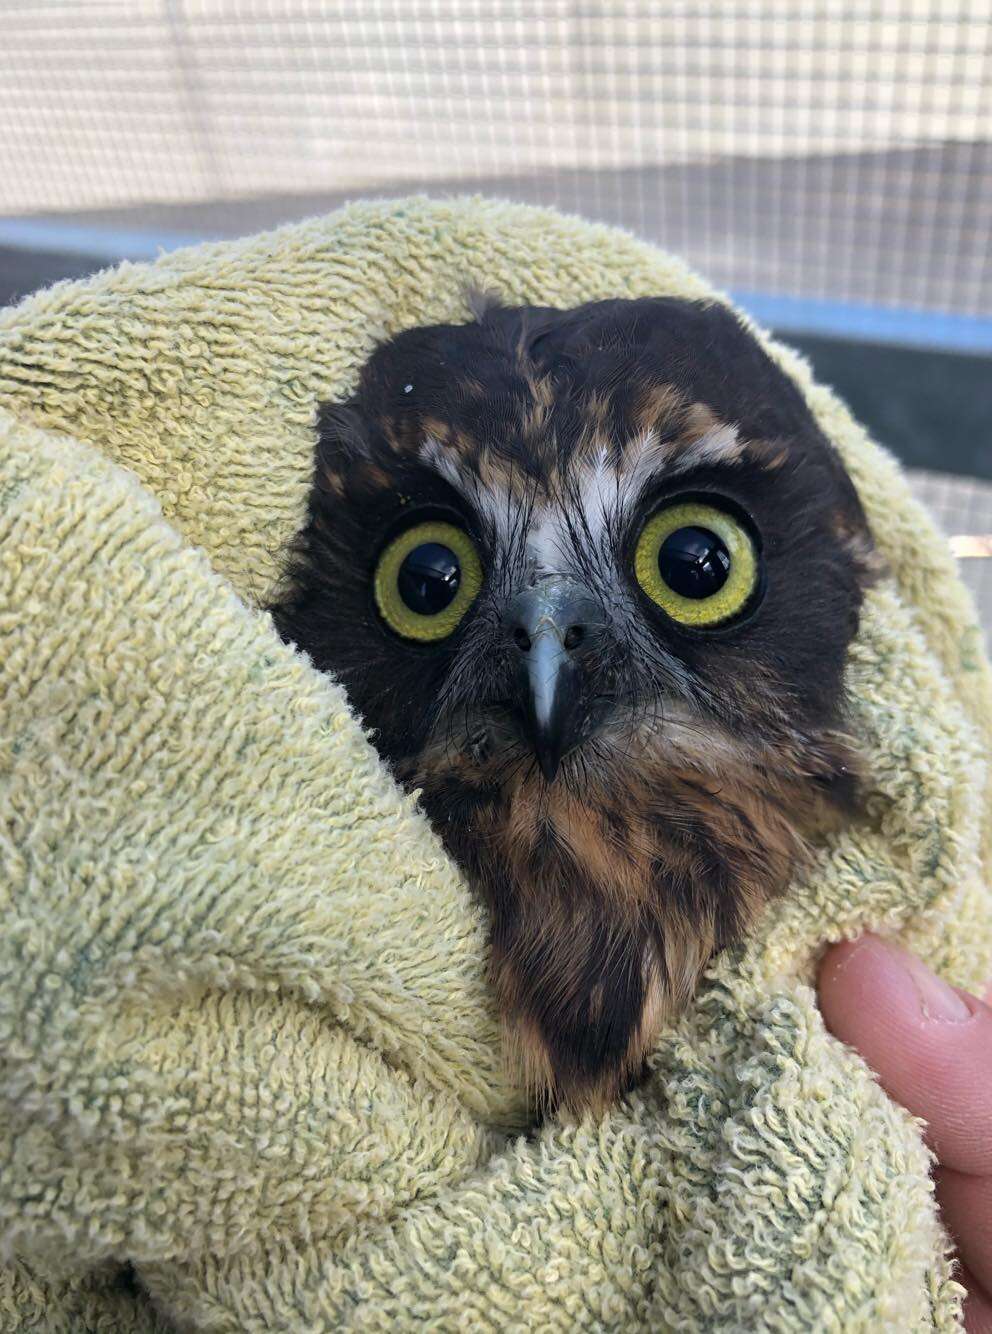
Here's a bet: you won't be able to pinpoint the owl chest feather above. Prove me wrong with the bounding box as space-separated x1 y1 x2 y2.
412 739 814 1112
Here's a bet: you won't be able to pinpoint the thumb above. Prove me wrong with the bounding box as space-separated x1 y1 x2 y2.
818 934 992 1176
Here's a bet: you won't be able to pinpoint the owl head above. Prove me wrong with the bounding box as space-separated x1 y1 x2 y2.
273 296 876 1112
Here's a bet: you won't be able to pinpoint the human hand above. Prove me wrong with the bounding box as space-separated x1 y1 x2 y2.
819 934 992 1332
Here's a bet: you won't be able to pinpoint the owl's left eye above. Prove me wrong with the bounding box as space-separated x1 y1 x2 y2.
374 520 483 641
634 499 760 627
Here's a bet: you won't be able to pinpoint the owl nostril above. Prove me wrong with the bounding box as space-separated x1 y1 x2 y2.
505 577 603 658
512 624 586 653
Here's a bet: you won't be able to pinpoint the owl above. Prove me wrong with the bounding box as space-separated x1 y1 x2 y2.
272 295 876 1113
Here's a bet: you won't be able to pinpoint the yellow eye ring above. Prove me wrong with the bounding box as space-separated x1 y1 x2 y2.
374 520 483 641
633 501 759 627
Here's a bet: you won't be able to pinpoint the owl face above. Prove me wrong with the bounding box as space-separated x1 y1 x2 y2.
274 296 875 1111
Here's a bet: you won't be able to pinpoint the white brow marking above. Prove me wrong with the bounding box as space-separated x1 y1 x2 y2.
526 447 620 574
620 423 743 506
578 444 619 544
610 429 664 508
526 505 562 572
672 423 744 473
418 436 516 547
420 421 744 576
419 435 464 489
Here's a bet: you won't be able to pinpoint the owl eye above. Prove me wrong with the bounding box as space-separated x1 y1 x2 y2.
374 520 483 641
634 500 760 627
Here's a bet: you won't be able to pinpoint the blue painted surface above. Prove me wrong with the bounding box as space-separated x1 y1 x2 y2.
2 218 990 354
0 219 207 261
730 289 992 355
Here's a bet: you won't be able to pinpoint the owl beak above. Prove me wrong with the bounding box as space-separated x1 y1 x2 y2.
506 577 602 784
523 633 585 783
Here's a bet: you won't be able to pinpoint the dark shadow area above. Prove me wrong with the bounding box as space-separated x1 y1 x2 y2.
0 248 106 307
786 334 992 481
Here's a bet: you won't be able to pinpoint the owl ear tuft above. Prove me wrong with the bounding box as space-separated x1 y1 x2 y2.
463 283 505 323
315 401 370 467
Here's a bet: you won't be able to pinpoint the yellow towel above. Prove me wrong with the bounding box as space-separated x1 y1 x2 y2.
0 197 989 1332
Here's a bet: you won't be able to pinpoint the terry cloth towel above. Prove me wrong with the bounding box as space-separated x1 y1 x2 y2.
0 197 990 1334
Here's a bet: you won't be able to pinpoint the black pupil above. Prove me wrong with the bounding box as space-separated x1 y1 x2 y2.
658 526 731 599
397 542 461 615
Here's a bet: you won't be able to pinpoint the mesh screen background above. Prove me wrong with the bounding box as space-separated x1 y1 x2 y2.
3 1 991 315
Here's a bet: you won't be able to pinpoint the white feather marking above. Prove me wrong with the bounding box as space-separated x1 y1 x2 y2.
620 423 743 504
526 505 563 573
419 435 462 489
671 423 743 474
420 420 743 577
578 444 620 545
614 429 668 507
419 436 516 547
526 448 620 572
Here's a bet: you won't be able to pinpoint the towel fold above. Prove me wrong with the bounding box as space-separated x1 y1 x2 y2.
0 196 989 1331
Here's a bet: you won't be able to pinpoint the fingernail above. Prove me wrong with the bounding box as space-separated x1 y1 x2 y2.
879 939 973 1022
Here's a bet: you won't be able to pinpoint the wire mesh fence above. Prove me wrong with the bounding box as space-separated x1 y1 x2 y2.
908 470 992 651
2 2 991 316
2 3 990 640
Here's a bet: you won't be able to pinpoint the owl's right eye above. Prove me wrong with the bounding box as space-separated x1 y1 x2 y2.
634 499 761 627
374 520 483 641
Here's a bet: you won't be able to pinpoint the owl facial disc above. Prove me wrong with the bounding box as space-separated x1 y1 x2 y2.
272 293 877 1114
